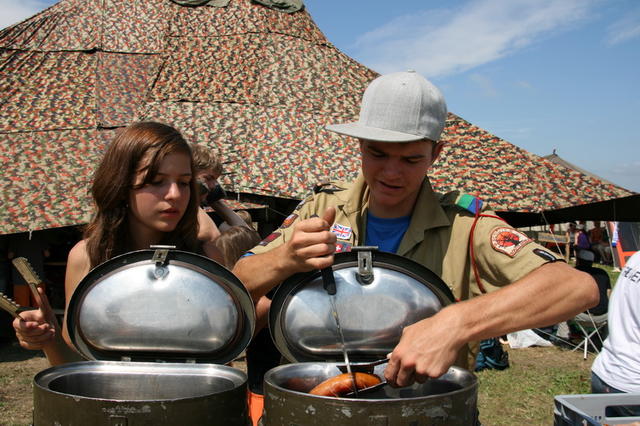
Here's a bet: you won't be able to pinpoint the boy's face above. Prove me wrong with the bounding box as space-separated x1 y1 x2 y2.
196 170 220 192
359 139 442 218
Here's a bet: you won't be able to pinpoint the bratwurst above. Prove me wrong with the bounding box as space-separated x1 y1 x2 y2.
309 372 382 397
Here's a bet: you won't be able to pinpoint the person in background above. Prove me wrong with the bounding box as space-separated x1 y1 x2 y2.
12 121 223 366
591 251 640 417
575 223 591 252
572 249 610 343
235 210 255 229
191 144 250 235
215 226 261 270
233 70 598 391
589 221 613 265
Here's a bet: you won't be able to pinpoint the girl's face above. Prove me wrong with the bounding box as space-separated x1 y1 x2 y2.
128 152 192 244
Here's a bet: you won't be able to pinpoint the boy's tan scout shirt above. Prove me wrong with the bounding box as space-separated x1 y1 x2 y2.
251 174 562 367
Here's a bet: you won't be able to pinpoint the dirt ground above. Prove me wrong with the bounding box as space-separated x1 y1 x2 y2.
0 340 49 426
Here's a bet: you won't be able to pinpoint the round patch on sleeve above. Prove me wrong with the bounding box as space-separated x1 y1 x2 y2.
490 227 532 257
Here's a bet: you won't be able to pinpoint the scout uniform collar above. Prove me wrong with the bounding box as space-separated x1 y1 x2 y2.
336 175 369 244
342 174 369 217
337 174 450 251
397 176 450 255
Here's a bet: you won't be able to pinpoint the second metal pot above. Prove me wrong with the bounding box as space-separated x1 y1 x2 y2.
262 362 478 425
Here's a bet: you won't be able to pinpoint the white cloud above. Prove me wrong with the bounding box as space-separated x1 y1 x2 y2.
0 0 52 30
352 0 597 78
469 73 497 97
605 10 640 45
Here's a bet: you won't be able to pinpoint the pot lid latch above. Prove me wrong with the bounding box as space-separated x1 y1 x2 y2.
352 246 377 285
150 245 175 279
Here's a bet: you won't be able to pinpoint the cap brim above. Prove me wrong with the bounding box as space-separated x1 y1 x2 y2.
325 122 426 143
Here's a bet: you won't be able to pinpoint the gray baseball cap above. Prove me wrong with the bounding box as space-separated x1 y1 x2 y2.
326 70 447 142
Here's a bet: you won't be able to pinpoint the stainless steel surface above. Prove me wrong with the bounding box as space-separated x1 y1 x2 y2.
265 251 470 424
262 363 478 425
34 361 250 425
35 249 254 425
77 264 238 352
67 249 255 364
35 361 245 400
272 264 450 361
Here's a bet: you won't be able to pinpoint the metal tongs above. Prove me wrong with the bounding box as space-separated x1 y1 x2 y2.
336 357 389 372
321 266 361 396
343 380 388 397
338 358 390 397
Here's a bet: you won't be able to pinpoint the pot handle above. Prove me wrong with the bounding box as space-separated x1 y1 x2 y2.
352 246 377 285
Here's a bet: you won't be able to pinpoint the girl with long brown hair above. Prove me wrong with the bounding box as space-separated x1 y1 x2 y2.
13 121 223 365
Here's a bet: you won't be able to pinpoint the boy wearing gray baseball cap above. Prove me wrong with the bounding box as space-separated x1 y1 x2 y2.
234 71 598 389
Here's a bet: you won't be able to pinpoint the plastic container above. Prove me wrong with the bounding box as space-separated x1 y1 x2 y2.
554 394 640 425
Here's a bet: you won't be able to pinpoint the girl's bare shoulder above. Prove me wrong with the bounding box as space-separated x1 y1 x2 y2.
66 240 90 276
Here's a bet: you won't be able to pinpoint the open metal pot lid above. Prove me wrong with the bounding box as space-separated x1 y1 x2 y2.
269 248 455 363
67 247 255 365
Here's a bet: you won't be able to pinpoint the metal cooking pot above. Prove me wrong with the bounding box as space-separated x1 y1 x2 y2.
33 248 255 426
264 363 477 425
263 248 477 425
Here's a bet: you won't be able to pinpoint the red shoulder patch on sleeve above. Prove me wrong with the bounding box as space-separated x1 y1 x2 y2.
490 227 532 257
280 214 298 229
258 232 281 246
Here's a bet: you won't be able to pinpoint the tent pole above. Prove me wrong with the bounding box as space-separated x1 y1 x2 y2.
541 211 566 261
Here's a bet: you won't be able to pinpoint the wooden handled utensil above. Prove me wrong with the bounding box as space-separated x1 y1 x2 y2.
11 257 44 304
0 292 33 319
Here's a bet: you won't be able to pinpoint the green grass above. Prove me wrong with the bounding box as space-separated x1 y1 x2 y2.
477 345 593 425
599 263 621 286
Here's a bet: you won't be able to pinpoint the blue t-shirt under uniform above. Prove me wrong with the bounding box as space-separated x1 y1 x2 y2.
365 212 411 253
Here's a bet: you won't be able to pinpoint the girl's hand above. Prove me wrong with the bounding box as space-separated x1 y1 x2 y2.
13 287 58 350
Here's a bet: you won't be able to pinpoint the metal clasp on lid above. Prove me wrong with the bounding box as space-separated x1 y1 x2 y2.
352 246 377 285
150 245 175 279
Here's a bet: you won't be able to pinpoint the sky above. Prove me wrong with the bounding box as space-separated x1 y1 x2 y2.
2 0 639 192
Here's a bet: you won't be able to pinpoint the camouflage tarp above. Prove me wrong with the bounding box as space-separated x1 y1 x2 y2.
434 114 634 213
0 0 633 234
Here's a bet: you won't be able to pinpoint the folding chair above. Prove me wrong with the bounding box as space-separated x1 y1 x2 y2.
571 311 608 360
